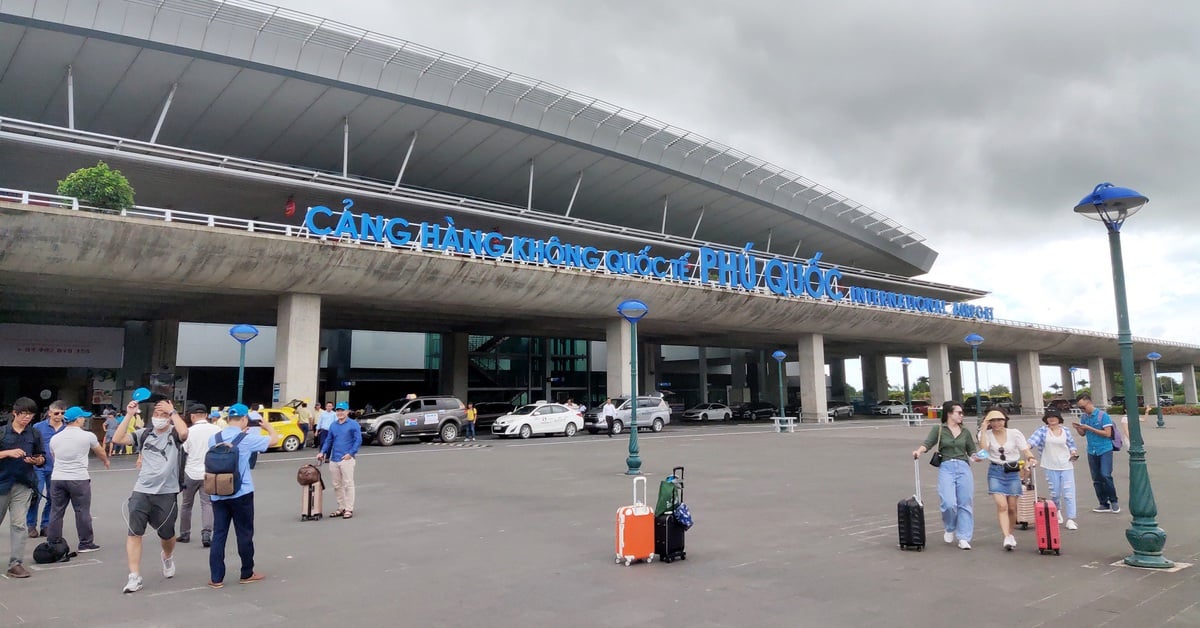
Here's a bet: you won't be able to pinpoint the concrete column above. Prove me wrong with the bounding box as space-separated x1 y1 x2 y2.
1088 358 1108 405
860 353 887 406
1008 362 1020 402
796 334 826 423
926 344 952 405
1060 365 1075 398
754 351 768 403
324 329 353 395
763 352 783 411
697 347 709 403
829 359 846 401
1014 351 1041 414
605 319 633 397
1182 364 1197 404
1139 360 1156 406
118 321 152 403
438 332 469 402
150 319 179 375
949 359 963 402
641 342 660 393
730 350 748 404
273 293 321 408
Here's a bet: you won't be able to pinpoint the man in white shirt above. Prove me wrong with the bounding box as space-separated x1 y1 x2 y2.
602 398 618 438
179 403 221 548
47 406 110 553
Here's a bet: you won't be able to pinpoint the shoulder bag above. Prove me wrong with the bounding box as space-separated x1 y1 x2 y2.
929 426 944 467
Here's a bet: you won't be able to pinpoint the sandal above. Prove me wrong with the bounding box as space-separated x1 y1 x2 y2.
329 509 346 518
343 511 353 519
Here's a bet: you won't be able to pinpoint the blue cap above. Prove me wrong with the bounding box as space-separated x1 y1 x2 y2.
131 387 151 402
335 401 350 410
208 409 221 419
227 403 249 418
63 406 92 422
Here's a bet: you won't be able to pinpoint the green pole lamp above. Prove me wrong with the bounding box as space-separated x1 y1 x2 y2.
1074 182 1172 568
1147 351 1164 428
229 324 259 405
901 357 912 413
617 299 648 475
964 333 984 427
771 350 786 430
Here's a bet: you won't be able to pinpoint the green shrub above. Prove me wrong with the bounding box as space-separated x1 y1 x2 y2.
1162 405 1200 416
57 161 135 210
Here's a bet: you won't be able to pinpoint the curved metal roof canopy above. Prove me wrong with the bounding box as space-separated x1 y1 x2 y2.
0 0 939 277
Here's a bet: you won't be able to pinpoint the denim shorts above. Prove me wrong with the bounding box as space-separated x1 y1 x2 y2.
987 464 1023 496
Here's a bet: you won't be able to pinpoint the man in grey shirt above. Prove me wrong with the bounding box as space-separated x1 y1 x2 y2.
112 399 189 594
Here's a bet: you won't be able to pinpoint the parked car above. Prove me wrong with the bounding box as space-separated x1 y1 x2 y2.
871 400 908 415
990 395 1020 413
359 395 467 445
962 394 991 414
256 406 307 453
681 403 732 421
909 399 932 414
1044 398 1074 413
583 396 671 434
491 401 582 438
1158 394 1174 407
470 401 515 430
827 401 854 419
1109 395 1145 407
732 401 777 421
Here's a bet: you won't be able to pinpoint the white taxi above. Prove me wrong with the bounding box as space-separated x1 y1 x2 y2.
491 401 582 439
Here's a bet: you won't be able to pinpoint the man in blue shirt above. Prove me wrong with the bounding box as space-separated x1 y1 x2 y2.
1 397 46 578
1071 394 1119 513
317 401 362 519
26 400 66 537
206 403 278 588
315 402 336 451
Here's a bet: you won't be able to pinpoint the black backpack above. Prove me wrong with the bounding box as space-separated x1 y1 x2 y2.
33 538 74 564
203 432 246 497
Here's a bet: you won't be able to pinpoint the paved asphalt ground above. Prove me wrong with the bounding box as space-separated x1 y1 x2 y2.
3 414 1197 627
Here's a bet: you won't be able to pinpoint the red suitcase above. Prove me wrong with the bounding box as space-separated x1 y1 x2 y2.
615 476 655 566
1033 467 1060 555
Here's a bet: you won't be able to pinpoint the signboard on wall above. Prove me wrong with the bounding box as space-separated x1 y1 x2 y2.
0 324 123 367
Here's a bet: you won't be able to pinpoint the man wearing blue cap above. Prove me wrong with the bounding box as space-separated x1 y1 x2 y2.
206 403 278 588
317 401 362 519
47 406 110 554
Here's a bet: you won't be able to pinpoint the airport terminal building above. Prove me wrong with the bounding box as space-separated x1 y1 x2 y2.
2 0 1198 419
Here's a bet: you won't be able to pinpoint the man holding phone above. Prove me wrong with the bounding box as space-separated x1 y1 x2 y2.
0 397 46 578
1071 394 1119 514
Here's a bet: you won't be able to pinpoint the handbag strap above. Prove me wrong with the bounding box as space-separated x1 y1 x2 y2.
934 424 943 451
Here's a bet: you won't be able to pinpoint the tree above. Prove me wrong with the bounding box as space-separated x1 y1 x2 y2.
1077 379 1089 389
1049 383 1062 396
913 376 930 396
988 384 1010 396
57 160 135 210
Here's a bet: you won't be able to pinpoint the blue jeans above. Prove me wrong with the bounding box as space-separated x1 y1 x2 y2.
26 467 52 530
937 459 974 542
1087 452 1118 508
465 422 476 439
1044 468 1077 519
209 493 255 583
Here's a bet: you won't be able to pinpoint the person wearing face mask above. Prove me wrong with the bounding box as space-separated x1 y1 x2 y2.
111 399 189 594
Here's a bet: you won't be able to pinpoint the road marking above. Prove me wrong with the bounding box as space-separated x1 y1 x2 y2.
148 586 210 597
27 558 103 571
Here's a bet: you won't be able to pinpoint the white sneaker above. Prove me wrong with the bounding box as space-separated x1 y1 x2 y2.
957 539 971 550
1003 535 1017 550
1066 520 1078 530
123 573 143 593
1057 511 1064 525
943 531 955 544
161 551 175 578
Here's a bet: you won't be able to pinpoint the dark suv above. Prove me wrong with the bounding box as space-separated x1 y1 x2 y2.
732 401 777 421
359 395 467 446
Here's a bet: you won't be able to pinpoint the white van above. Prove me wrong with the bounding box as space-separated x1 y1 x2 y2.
583 396 671 434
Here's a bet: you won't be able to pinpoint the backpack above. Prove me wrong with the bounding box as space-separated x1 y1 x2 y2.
1111 419 1123 452
203 432 247 497
135 427 186 490
33 538 74 564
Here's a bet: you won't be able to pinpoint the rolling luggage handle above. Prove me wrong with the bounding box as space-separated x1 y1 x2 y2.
633 475 647 505
912 457 922 506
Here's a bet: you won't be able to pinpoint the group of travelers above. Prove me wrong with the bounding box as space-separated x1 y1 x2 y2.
912 393 1120 550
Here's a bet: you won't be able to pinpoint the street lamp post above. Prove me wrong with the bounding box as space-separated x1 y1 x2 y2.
964 333 984 427
229 324 259 405
771 350 786 430
1069 366 1078 396
1147 352 1164 428
617 299 648 475
1074 182 1172 568
901 357 912 412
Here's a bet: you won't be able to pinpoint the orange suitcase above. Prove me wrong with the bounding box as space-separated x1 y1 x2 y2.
615 476 655 566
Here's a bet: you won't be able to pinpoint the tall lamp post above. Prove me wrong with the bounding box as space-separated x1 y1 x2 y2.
617 299 648 475
964 333 984 426
229 324 259 405
1069 366 1078 396
771 350 786 429
900 357 912 412
1074 182 1172 568
1147 352 1164 428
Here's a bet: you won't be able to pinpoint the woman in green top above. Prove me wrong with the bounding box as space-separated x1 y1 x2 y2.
912 401 982 550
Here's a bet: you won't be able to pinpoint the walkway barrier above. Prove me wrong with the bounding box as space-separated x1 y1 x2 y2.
900 412 926 427
772 416 797 433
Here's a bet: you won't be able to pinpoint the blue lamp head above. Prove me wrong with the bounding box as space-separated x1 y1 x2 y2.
771 350 786 362
229 324 259 344
1147 351 1161 362
616 299 649 323
964 333 984 347
901 357 911 366
1073 182 1148 229
1069 366 1078 373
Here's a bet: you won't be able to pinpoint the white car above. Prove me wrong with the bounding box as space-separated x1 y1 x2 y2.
491 402 582 439
584 396 672 434
872 400 909 415
682 403 732 421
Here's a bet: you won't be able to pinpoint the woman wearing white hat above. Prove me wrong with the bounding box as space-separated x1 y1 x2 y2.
978 408 1037 550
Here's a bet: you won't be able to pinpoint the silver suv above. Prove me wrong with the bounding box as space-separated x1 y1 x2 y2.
584 396 671 435
359 395 467 445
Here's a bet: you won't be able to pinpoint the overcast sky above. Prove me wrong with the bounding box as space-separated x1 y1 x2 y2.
273 0 1198 392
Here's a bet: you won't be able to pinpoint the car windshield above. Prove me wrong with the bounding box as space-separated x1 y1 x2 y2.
511 405 538 415
376 399 409 414
611 398 630 409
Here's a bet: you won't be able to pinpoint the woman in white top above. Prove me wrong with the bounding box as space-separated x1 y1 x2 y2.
978 409 1037 550
1027 409 1080 530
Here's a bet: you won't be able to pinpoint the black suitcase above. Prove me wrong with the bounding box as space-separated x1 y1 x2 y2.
655 466 687 563
898 459 926 551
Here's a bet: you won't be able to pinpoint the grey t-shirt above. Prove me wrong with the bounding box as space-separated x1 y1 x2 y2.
132 428 181 495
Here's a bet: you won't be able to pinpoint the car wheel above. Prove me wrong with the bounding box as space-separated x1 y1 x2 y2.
377 424 398 447
439 422 459 443
519 424 533 439
281 435 301 453
612 420 624 435
700 413 708 421
651 418 664 432
723 412 731 420
564 422 577 437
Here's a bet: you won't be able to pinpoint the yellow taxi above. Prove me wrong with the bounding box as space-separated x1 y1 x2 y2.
255 400 307 452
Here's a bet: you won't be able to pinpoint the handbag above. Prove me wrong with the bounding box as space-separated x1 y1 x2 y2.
1003 461 1021 473
928 426 944 467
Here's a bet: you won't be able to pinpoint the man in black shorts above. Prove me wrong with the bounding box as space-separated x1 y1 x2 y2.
111 399 189 594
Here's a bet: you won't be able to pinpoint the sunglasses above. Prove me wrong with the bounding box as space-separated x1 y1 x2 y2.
998 447 1006 462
